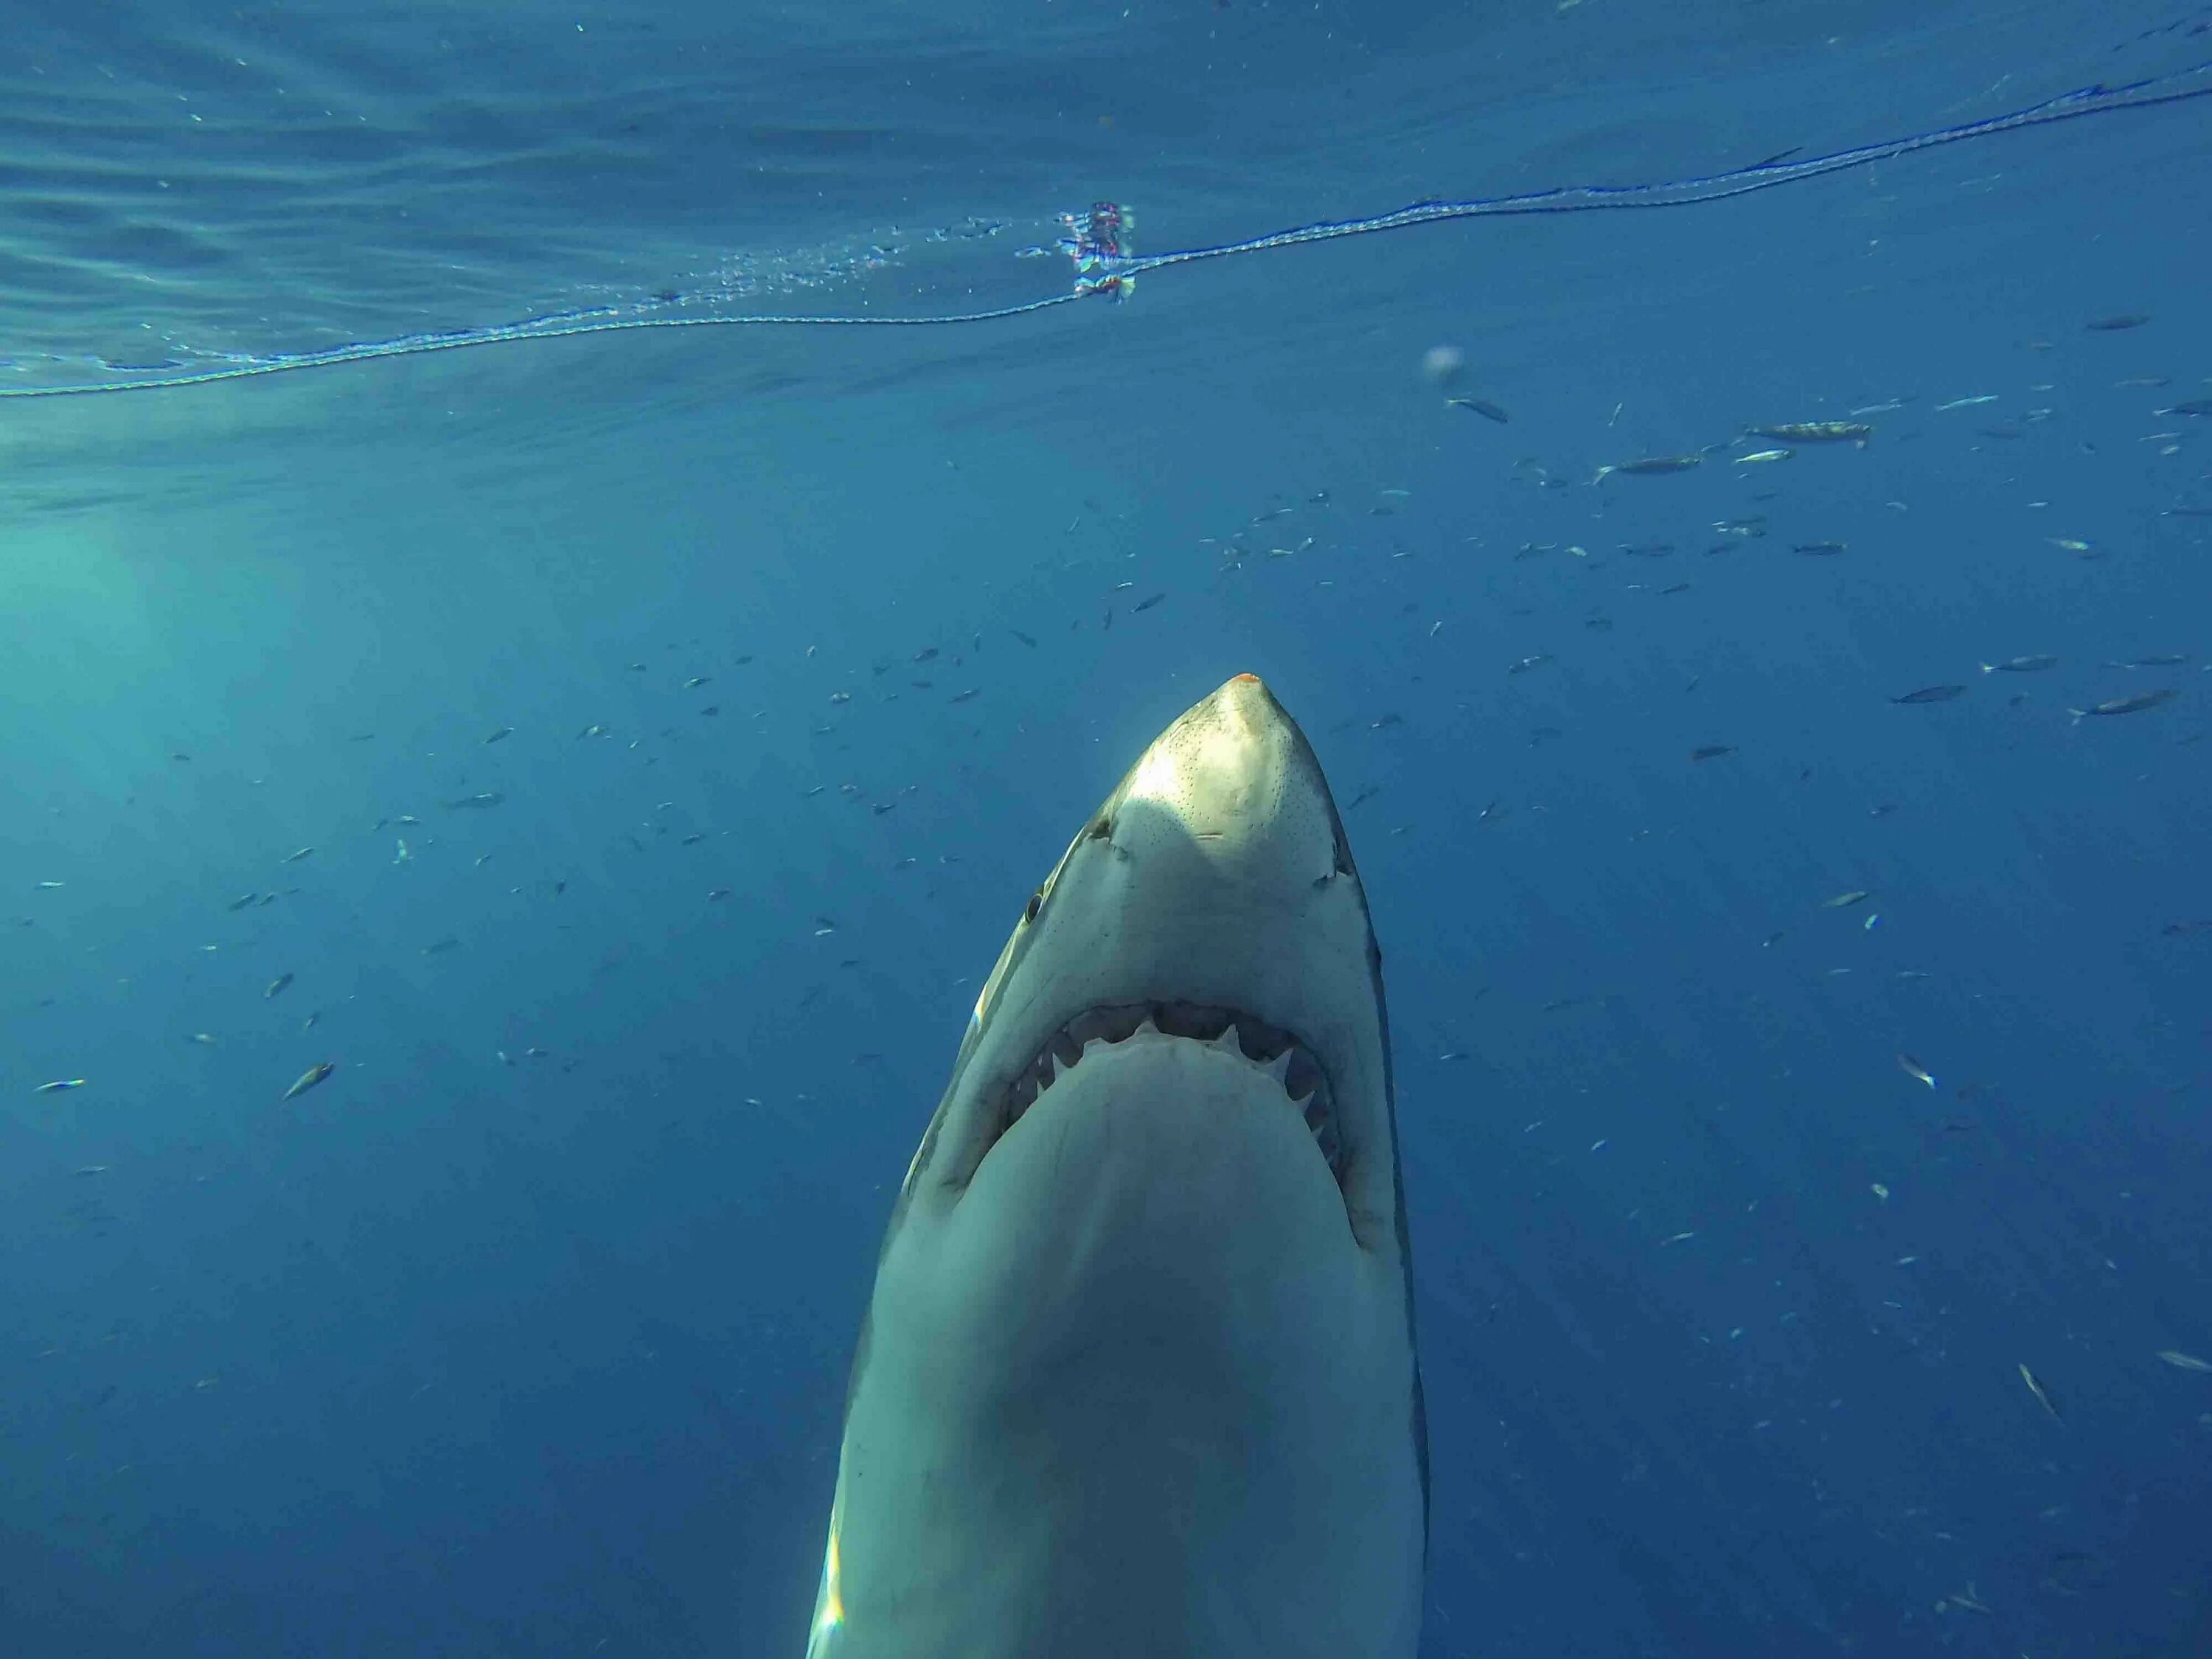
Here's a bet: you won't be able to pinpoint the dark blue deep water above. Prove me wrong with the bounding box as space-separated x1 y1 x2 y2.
4 2 2210 1654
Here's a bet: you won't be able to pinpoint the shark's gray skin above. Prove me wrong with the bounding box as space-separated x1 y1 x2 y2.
805 673 1425 1659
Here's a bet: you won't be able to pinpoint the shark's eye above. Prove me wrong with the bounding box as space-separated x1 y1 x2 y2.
1023 890 1042 923
1088 816 1112 841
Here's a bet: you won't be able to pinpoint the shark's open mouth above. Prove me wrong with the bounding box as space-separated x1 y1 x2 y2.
993 1002 1343 1184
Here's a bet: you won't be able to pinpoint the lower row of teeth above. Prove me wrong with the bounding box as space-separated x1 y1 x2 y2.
1001 1008 1340 1172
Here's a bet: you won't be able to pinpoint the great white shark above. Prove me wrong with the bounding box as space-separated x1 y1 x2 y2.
805 672 1427 1658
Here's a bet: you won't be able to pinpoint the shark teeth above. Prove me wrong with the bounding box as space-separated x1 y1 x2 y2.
997 1001 1343 1183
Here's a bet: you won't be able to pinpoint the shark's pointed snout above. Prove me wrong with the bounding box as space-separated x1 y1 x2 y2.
1116 675 1340 884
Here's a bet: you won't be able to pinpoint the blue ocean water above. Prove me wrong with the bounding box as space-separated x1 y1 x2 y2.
4 0 2210 1652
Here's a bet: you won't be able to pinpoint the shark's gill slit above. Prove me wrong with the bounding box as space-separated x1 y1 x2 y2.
992 1001 1343 1181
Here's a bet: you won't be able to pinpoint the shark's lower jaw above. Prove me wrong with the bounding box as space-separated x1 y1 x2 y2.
990 1003 1343 1185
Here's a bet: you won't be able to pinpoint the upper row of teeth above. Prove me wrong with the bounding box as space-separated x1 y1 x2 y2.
1001 1003 1340 1172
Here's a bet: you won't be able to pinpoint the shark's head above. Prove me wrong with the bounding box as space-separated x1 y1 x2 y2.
810 673 1427 1659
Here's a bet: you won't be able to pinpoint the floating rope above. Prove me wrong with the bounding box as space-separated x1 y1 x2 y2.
3 58 2205 400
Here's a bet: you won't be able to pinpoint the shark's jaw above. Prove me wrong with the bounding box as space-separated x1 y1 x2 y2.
915 672 1400 1251
987 999 1346 1184
808 675 1426 1659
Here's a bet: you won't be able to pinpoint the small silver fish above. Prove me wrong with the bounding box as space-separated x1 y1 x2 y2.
35 1078 86 1094
1447 396 1512 423
2069 689 2178 721
2018 1363 2064 1423
1596 454 1704 479
1747 421 1871 442
281 1062 336 1102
